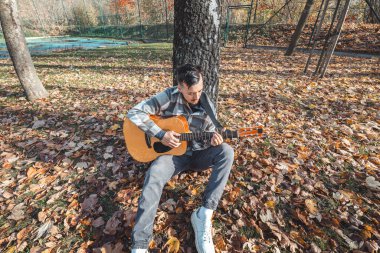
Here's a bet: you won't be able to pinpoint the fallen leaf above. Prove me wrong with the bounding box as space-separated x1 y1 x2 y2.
75 162 88 169
340 125 354 136
260 208 274 223
164 236 180 253
110 124 120 130
366 176 380 190
265 200 276 209
92 217 105 228
81 194 98 213
103 216 121 235
4 246 16 253
32 120 45 129
332 227 358 249
27 167 39 179
305 199 318 215
35 220 53 241
2 162 12 169
8 203 25 221
17 226 32 241
214 235 227 250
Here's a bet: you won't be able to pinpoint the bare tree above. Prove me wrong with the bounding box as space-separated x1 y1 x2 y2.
0 0 48 101
173 0 221 105
285 0 315 56
365 0 380 23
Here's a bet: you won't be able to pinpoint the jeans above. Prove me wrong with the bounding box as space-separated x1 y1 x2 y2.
131 143 234 249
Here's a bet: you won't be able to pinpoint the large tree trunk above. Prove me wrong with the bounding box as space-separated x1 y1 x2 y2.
0 0 48 101
173 0 221 105
285 0 315 56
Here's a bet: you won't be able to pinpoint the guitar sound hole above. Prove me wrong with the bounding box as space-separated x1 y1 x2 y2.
153 142 172 153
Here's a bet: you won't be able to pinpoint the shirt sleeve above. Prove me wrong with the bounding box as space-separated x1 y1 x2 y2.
154 130 166 140
127 89 171 137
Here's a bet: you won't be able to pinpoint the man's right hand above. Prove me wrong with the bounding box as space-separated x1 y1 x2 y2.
161 131 181 148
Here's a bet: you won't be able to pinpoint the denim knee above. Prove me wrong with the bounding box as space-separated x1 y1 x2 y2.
220 143 234 161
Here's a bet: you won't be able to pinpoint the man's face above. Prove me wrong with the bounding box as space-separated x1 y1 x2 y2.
178 76 203 105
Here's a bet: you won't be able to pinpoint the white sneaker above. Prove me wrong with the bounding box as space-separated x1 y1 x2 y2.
131 249 147 253
191 208 215 253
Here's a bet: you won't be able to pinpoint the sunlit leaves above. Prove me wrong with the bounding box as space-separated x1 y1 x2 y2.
0 41 379 252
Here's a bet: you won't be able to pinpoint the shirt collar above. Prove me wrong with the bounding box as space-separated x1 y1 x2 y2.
171 86 179 95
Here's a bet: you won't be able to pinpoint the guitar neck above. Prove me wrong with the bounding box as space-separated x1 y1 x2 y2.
179 130 238 141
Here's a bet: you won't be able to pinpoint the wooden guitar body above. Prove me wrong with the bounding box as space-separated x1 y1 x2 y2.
123 115 190 162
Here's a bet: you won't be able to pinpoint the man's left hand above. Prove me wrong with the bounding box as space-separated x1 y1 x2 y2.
211 132 223 146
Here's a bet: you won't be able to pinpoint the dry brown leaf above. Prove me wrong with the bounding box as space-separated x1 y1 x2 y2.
16 226 32 241
289 230 307 246
113 242 124 253
249 219 264 239
107 181 118 190
8 203 25 221
27 167 39 178
92 217 105 228
164 236 180 253
305 199 318 215
295 209 309 226
2 162 12 169
81 194 98 213
38 175 57 186
369 156 380 165
99 243 113 253
340 125 354 136
332 227 359 249
103 216 121 235
38 211 48 222
45 241 57 248
361 228 372 240
30 246 44 253
214 235 227 251
227 187 241 202
167 227 177 237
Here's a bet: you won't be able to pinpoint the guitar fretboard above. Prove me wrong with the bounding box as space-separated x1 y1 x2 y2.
179 130 238 141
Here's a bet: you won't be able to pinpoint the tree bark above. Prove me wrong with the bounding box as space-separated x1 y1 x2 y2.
173 0 221 105
365 0 380 23
0 0 48 101
285 0 315 56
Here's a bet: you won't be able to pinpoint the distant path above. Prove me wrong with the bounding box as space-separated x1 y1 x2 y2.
244 45 380 59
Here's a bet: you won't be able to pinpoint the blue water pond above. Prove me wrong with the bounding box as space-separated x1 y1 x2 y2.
0 36 128 58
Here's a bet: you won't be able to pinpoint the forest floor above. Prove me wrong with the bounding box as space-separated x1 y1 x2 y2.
0 43 379 253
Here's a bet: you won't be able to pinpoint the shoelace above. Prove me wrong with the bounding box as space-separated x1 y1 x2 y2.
201 221 212 243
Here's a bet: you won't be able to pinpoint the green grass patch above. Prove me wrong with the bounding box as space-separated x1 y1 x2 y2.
318 196 339 213
5 219 31 237
99 192 120 220
239 225 261 239
313 236 329 251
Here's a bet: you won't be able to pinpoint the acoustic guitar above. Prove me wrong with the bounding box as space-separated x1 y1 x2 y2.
123 115 264 162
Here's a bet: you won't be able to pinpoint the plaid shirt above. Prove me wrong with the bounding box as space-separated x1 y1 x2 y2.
127 86 217 152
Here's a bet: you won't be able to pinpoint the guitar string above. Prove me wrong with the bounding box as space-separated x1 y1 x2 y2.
180 130 241 141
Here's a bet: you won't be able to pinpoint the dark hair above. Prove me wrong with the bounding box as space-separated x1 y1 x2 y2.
175 63 202 87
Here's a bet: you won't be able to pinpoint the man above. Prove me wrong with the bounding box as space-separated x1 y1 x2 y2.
127 63 234 253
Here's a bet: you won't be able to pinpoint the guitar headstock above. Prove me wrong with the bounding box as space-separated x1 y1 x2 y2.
238 126 264 137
